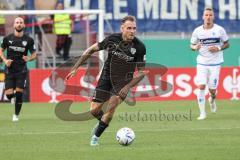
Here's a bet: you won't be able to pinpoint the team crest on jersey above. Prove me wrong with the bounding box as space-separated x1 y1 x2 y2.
130 48 136 55
22 41 27 46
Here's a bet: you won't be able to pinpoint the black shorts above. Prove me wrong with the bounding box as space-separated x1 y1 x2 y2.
5 72 27 90
92 78 130 103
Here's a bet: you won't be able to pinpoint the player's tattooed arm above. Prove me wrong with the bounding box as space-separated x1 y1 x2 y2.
0 47 13 67
128 66 148 88
66 43 100 80
119 65 148 98
73 43 100 70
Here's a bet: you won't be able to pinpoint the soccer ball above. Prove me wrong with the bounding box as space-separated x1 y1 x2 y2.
116 127 135 146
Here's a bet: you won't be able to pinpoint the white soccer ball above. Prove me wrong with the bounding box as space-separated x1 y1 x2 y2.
116 127 135 146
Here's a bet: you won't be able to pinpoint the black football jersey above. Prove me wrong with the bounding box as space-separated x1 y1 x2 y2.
1 33 36 73
98 33 146 83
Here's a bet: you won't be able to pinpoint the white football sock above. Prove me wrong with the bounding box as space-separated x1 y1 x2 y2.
197 89 206 115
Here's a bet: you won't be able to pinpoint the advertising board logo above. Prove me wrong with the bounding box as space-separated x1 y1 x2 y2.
42 71 66 103
223 68 240 100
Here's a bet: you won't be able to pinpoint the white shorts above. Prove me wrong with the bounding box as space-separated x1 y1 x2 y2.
196 64 221 89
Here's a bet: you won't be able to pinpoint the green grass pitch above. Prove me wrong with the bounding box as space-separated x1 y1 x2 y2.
0 100 239 160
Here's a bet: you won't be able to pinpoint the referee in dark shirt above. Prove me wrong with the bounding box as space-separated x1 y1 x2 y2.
0 17 36 122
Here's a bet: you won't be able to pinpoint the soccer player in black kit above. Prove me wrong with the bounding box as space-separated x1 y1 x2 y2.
0 17 36 122
66 15 147 146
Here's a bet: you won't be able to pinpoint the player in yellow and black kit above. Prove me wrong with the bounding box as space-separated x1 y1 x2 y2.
0 17 36 122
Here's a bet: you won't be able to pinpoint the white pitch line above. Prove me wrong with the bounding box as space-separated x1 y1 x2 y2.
1 127 240 136
135 127 240 132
